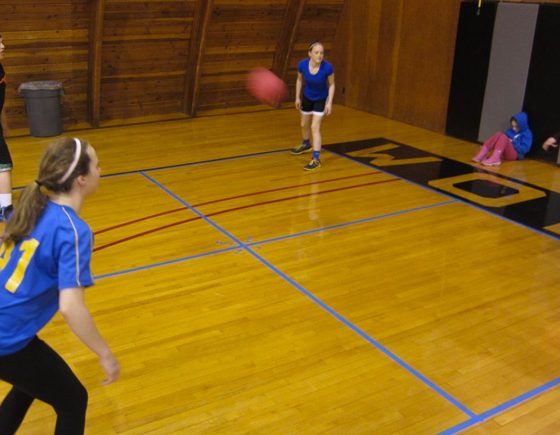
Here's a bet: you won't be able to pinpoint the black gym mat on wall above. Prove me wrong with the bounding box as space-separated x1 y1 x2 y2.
523 4 560 161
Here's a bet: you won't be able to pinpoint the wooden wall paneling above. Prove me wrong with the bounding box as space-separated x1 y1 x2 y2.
184 0 214 116
328 0 348 106
2 1 91 131
100 0 194 124
333 0 461 132
6 0 560 132
384 0 404 119
271 0 306 81
100 75 186 120
196 0 288 112
331 0 396 116
292 0 345 46
89 0 105 128
391 0 461 132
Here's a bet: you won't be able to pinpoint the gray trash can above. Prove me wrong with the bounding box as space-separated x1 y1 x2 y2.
18 81 64 137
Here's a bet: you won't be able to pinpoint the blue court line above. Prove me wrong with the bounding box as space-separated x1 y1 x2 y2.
247 199 457 247
325 148 560 242
139 170 477 419
94 149 290 179
439 376 560 434
93 199 457 281
95 149 555 426
93 245 240 280
12 148 290 190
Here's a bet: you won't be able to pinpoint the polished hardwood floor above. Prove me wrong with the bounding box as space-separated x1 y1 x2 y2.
1 106 560 434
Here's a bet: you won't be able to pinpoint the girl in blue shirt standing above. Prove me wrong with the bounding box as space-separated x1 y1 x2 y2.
0 137 119 434
291 42 335 171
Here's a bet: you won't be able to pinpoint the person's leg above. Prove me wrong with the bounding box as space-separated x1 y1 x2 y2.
482 134 516 166
291 113 312 154
472 131 503 162
304 114 324 171
499 139 518 161
0 136 13 220
310 114 323 153
0 337 88 435
301 112 312 146
0 387 34 434
304 100 326 171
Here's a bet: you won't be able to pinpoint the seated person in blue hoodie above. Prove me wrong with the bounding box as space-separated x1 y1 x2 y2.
472 112 533 166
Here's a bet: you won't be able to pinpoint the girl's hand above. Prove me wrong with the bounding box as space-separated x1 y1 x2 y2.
295 98 301 110
100 353 120 384
543 137 558 151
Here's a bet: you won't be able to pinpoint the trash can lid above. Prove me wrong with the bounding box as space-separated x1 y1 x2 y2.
18 81 63 92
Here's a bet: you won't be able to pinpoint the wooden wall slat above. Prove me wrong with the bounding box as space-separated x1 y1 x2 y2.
196 0 288 112
333 0 460 132
89 0 105 127
391 0 460 131
6 0 560 131
184 0 213 116
1 0 343 128
101 76 185 119
271 0 306 81
99 0 195 123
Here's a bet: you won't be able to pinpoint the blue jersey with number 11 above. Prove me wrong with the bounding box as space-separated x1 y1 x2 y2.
0 201 94 355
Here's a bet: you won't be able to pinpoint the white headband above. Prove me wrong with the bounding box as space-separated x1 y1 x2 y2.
58 138 82 184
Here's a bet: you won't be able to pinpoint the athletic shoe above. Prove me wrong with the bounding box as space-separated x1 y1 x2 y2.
291 143 312 155
472 147 489 163
304 159 321 171
472 154 485 163
482 156 502 166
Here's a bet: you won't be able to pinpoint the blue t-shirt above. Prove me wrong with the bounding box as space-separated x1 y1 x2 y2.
298 58 334 101
0 201 94 355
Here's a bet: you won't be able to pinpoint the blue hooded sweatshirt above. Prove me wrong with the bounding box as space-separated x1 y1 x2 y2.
505 112 532 159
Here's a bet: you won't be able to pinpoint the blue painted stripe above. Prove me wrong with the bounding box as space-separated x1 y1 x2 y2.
94 192 456 286
12 148 290 190
439 376 560 434
248 200 457 246
99 149 290 179
94 246 240 280
141 170 476 418
325 148 560 242
242 248 477 418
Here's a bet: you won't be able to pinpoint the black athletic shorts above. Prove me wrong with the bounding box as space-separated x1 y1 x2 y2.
301 95 326 115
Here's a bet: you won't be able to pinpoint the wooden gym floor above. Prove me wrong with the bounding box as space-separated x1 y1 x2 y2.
1 106 560 434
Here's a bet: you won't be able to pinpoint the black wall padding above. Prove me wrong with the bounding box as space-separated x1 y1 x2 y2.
446 1 497 142
523 4 560 162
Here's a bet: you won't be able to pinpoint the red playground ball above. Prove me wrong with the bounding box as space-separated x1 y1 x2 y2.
246 67 288 108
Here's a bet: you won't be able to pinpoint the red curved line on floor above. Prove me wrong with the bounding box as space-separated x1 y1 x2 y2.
95 207 187 234
94 216 202 252
94 171 382 235
93 178 400 252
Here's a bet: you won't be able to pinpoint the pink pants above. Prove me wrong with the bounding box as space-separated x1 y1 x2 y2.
482 132 518 160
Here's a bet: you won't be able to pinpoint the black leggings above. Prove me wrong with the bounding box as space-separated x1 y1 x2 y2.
0 336 88 434
0 125 13 170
